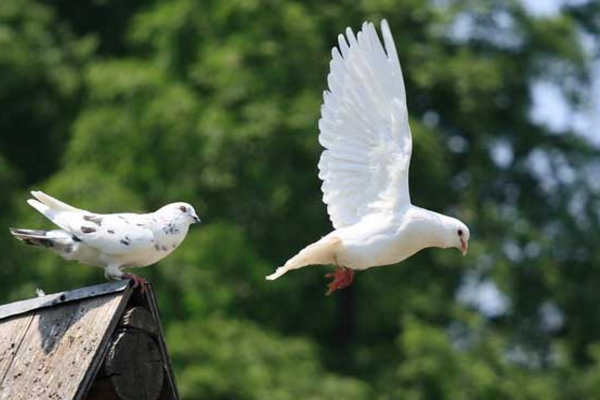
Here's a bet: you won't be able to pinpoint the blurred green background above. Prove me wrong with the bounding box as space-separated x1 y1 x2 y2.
1 0 600 398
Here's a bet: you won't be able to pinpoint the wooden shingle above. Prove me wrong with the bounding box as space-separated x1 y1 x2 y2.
0 281 179 400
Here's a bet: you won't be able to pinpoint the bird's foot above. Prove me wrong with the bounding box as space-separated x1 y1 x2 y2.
123 273 147 292
325 266 354 295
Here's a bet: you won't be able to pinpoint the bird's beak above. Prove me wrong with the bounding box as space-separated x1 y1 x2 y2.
192 215 201 224
460 238 468 257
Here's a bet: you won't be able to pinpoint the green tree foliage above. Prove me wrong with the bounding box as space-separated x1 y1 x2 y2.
1 0 600 398
0 0 93 183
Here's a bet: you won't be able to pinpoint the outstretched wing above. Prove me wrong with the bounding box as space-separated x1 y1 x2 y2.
317 20 412 229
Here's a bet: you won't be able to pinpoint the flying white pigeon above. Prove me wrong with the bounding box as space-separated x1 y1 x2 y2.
10 191 201 287
266 20 470 294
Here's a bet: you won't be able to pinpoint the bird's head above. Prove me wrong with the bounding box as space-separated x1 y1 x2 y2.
436 214 470 256
158 202 201 226
450 219 470 257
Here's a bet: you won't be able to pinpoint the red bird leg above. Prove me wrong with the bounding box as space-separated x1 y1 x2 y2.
325 266 355 295
123 273 147 292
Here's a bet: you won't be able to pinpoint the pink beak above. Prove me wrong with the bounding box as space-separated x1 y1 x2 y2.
460 238 468 257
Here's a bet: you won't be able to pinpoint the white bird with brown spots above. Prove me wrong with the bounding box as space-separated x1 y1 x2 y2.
266 20 470 294
10 191 201 287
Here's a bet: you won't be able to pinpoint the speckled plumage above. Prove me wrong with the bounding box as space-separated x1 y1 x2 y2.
10 191 201 281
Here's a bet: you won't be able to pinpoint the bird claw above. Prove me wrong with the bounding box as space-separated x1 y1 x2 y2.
123 274 147 292
325 266 354 295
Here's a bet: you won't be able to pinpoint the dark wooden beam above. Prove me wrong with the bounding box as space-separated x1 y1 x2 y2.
0 281 130 321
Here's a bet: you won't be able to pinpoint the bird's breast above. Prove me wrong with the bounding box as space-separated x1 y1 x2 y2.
122 228 188 268
334 218 427 270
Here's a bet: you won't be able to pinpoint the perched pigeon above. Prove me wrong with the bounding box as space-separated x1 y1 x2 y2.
266 20 470 294
10 191 201 287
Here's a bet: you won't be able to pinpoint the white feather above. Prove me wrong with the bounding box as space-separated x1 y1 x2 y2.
12 191 200 279
318 20 412 229
267 20 470 285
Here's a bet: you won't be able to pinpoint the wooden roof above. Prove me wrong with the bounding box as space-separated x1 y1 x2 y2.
0 281 179 400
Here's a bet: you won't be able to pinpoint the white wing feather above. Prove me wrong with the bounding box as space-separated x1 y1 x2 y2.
27 191 155 255
317 20 412 229
68 214 155 256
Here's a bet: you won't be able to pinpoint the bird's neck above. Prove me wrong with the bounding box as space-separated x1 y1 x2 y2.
408 207 455 250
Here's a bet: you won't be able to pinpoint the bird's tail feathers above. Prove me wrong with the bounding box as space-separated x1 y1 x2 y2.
10 228 77 259
10 228 48 239
266 237 341 280
10 228 57 248
265 267 288 280
26 199 50 216
30 191 82 213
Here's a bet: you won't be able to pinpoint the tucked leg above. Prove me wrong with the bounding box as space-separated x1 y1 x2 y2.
325 266 355 295
104 264 124 281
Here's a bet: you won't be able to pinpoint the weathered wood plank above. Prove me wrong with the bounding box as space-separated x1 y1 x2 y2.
0 281 129 321
0 292 127 400
85 377 120 400
0 314 34 388
73 287 132 400
121 307 159 336
106 330 164 400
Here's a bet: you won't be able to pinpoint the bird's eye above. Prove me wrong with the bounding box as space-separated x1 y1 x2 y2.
458 229 463 236
180 206 187 213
